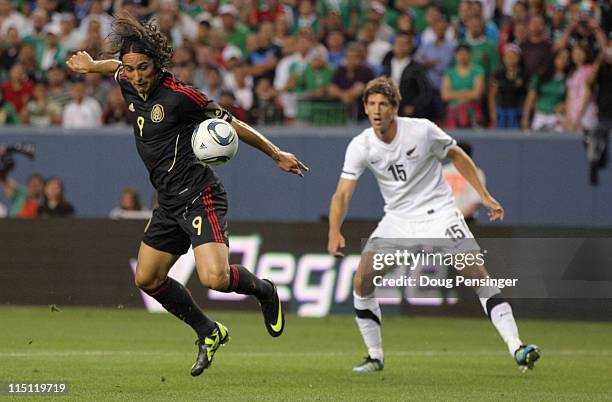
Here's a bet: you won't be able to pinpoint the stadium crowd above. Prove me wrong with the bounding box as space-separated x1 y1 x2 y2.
0 0 610 130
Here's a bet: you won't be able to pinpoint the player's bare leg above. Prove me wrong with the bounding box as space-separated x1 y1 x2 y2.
134 242 220 376
460 257 540 371
352 251 390 372
194 243 284 337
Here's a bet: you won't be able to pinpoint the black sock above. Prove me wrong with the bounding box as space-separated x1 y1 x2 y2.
142 277 216 339
224 264 273 300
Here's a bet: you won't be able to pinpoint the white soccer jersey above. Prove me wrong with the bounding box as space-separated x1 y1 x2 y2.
341 117 457 219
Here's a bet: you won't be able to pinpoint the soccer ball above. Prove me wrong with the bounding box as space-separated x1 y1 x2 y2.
191 118 239 165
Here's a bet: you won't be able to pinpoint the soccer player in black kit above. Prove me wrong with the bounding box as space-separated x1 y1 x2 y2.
66 12 307 376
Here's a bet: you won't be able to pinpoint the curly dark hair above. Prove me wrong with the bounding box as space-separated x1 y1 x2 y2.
106 10 173 70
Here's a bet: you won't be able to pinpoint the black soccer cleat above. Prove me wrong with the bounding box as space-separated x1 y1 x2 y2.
259 279 285 337
190 322 230 377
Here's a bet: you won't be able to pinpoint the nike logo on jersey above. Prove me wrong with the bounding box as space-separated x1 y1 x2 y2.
370 160 380 164
406 146 417 157
128 103 135 112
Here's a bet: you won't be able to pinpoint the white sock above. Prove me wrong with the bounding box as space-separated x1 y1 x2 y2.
478 292 522 356
354 291 383 361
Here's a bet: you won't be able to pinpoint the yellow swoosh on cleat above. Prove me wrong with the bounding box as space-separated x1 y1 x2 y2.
270 300 283 333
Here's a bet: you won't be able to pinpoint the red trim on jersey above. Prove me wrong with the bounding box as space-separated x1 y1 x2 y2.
202 187 224 243
163 77 209 108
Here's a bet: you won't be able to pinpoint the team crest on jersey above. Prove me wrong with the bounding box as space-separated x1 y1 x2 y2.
151 104 164 123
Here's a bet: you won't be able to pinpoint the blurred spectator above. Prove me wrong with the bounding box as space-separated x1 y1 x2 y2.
365 1 394 42
421 3 456 46
383 31 438 119
0 200 6 217
526 0 545 17
223 47 254 112
46 63 71 107
102 86 129 126
85 72 112 106
218 90 248 122
208 27 230 67
37 176 74 218
217 4 249 57
498 0 528 54
21 80 62 126
109 187 152 219
73 0 93 24
442 44 485 128
358 18 391 76
584 38 612 185
0 87 18 124
253 77 283 124
292 0 319 36
325 29 346 69
247 21 281 86
465 15 501 80
555 9 607 54
195 19 211 47
550 4 567 44
510 18 528 47
62 80 102 128
16 43 40 80
293 46 334 100
172 46 195 84
0 171 44 218
78 0 113 39
520 14 552 79
521 48 570 131
39 24 66 71
2 62 33 113
157 0 198 46
79 19 104 57
456 0 499 44
488 44 526 129
201 64 225 100
564 44 597 132
443 141 485 222
59 13 83 52
416 16 457 90
328 42 374 121
274 34 301 120
0 27 21 75
247 0 288 28
22 9 48 56
0 0 29 39
395 10 418 40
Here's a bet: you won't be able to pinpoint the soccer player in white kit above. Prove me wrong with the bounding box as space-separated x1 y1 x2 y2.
327 77 540 373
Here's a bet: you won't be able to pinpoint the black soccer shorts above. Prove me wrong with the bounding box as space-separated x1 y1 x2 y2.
143 182 229 255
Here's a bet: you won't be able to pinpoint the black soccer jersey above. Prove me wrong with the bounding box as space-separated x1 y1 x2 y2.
114 68 233 207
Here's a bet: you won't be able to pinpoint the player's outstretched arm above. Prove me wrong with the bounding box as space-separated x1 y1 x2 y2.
328 178 357 257
66 51 121 75
447 146 504 221
230 119 308 176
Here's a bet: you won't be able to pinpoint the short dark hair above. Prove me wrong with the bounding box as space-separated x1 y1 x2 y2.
362 76 401 107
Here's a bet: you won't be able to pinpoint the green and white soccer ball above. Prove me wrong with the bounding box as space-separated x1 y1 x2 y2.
191 118 239 165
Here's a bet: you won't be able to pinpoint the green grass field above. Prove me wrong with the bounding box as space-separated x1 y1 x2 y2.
1 306 611 401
